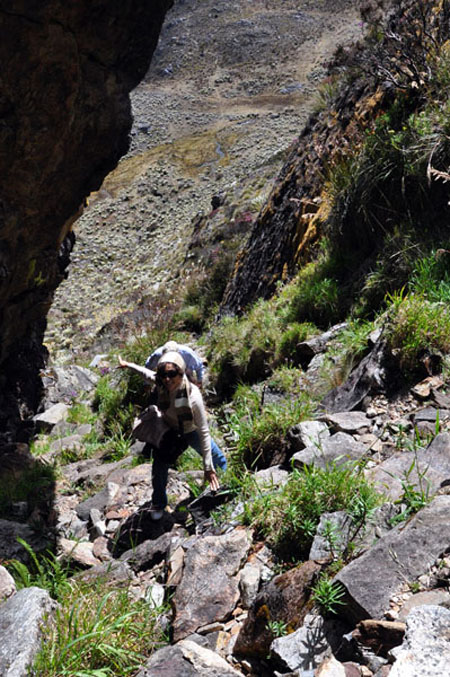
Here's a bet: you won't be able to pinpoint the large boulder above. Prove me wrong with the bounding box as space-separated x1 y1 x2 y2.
172 529 251 641
234 560 321 658
136 639 243 676
390 605 450 676
336 495 450 624
0 587 56 676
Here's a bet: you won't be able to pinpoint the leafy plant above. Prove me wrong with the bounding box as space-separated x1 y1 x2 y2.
311 574 345 615
6 538 71 600
267 619 289 638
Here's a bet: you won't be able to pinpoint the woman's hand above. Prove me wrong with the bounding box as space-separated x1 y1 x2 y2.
205 469 220 492
117 355 130 369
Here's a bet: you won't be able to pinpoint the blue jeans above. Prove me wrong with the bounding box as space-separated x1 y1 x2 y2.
151 432 227 509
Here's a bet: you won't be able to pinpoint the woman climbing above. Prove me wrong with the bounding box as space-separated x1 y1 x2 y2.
117 350 226 519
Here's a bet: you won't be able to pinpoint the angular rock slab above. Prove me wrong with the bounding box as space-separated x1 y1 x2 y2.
0 587 56 677
322 411 371 434
172 529 251 641
136 639 242 676
390 605 450 677
336 495 450 624
292 432 368 470
271 613 332 672
33 402 69 431
367 431 450 501
287 420 330 452
234 560 321 658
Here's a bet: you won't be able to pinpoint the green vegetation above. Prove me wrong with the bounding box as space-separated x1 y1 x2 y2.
242 462 382 562
221 384 314 470
32 580 168 676
311 574 346 615
385 293 450 373
6 538 71 600
0 462 56 521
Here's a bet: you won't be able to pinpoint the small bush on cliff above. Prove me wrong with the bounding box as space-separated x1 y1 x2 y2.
207 299 283 393
278 248 348 328
385 293 450 374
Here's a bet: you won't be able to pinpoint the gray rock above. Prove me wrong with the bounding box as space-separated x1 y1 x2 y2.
368 431 450 501
136 639 243 676
411 407 450 423
398 589 450 621
336 495 450 624
0 566 16 601
292 432 368 470
322 411 371 434
58 538 101 568
120 532 173 571
33 402 69 431
172 529 251 641
315 656 347 676
296 323 347 368
50 434 83 453
309 511 354 561
0 587 56 677
389 605 450 676
76 481 120 520
76 561 134 585
253 465 289 487
0 519 50 562
288 420 330 452
239 563 261 608
146 582 165 609
309 503 400 561
44 365 99 405
270 613 332 672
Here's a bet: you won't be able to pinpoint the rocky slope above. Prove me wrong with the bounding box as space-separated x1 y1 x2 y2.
0 0 173 439
45 0 363 360
2 324 450 675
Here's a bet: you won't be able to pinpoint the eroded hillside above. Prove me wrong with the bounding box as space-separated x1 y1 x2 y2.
46 0 363 360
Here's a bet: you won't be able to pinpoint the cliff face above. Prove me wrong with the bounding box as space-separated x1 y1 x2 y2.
0 0 172 437
221 0 450 315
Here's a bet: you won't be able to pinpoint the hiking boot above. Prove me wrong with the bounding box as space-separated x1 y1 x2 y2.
150 505 164 520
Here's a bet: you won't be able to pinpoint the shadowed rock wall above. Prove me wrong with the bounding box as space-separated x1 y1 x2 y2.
0 0 172 438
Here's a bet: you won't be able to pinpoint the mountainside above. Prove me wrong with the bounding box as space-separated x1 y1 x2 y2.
45 0 362 360
2 1 450 676
223 0 450 313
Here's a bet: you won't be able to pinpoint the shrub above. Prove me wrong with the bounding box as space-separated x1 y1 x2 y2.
279 254 345 328
220 384 314 471
207 299 283 394
385 293 450 373
243 462 382 562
